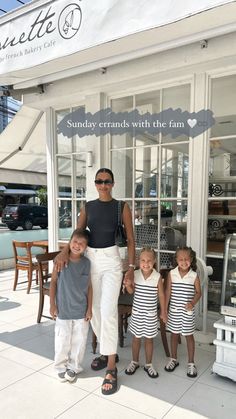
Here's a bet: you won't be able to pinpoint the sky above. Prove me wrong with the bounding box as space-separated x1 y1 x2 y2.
0 0 32 16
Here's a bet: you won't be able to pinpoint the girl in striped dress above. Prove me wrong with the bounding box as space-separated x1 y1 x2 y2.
165 247 201 378
123 247 167 378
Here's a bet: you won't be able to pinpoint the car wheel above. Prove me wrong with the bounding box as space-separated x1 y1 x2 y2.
8 225 17 230
23 219 33 230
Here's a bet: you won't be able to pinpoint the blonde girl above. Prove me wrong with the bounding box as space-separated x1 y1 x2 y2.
124 247 167 378
165 246 201 378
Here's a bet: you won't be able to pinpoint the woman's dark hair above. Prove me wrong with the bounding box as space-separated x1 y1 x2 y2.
173 246 197 272
95 168 114 183
70 228 90 242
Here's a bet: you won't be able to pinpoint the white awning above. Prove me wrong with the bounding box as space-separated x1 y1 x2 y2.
0 105 46 173
0 0 236 88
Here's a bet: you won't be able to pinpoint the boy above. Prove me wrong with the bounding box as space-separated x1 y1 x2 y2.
50 228 92 382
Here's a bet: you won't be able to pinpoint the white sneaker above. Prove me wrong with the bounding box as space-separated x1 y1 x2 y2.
58 371 67 382
65 369 76 382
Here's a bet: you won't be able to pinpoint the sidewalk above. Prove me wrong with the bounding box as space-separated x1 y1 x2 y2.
0 268 236 419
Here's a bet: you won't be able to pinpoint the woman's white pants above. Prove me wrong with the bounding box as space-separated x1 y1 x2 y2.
54 318 89 373
86 245 123 355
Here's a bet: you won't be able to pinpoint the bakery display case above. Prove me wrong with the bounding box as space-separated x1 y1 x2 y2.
213 234 236 381
221 234 236 317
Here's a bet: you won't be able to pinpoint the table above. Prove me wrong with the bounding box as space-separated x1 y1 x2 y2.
32 240 48 252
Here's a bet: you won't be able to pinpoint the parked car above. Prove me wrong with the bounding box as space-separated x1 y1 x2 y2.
2 204 48 230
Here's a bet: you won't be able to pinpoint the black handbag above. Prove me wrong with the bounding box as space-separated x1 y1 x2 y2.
115 200 127 247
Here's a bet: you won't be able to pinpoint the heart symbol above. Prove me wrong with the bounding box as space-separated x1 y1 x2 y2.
187 118 197 128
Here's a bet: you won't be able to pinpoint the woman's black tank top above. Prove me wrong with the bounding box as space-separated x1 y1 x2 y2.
85 199 119 248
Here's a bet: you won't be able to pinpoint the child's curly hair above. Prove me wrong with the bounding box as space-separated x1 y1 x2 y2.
173 246 197 272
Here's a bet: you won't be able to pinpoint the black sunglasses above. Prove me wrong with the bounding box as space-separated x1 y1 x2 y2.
94 179 113 185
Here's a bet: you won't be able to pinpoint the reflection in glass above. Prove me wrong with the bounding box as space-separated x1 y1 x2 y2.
72 106 88 152
161 200 187 250
207 200 236 253
111 149 133 198
162 84 190 143
161 143 189 197
58 199 73 240
135 147 158 198
211 75 236 138
111 96 133 149
207 256 223 312
135 90 160 146
209 138 236 197
57 156 71 197
74 155 86 198
134 201 158 248
160 252 174 269
56 109 72 154
77 200 86 223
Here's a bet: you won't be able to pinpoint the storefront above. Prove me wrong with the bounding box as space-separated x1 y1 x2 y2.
1 0 236 314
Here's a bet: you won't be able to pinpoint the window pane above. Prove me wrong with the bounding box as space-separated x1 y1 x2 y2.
111 149 133 198
72 106 88 152
58 200 72 240
160 252 173 269
74 154 86 198
77 200 86 223
161 200 187 250
57 156 71 197
207 256 223 312
162 84 190 143
207 199 236 253
56 109 72 153
135 90 160 146
211 75 236 137
135 146 158 198
111 96 133 149
161 143 189 198
209 138 236 197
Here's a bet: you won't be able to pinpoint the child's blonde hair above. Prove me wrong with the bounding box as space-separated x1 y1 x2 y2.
174 246 197 272
139 247 157 270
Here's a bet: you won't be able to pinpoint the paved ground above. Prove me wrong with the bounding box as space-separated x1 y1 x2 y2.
0 268 236 419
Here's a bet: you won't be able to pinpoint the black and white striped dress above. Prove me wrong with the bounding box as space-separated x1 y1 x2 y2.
166 267 197 336
129 269 160 338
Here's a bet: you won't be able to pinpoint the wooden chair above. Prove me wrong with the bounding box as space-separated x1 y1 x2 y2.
12 240 41 294
118 291 133 347
36 251 60 323
159 268 181 357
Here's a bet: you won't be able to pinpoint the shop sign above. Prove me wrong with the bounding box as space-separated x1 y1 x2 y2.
0 0 234 75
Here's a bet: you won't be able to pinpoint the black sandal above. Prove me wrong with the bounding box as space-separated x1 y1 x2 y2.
101 368 118 395
91 354 119 371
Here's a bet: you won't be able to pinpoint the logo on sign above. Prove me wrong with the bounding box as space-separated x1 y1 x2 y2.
58 3 82 39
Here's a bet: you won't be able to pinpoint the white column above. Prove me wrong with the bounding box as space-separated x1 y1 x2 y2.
46 107 58 251
85 93 106 201
188 73 209 258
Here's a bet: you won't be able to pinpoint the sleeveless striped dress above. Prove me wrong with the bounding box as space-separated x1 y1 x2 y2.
166 266 197 336
129 269 160 338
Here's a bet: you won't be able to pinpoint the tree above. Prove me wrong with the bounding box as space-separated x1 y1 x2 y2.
36 187 47 206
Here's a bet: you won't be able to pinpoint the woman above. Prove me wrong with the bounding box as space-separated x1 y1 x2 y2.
56 168 135 395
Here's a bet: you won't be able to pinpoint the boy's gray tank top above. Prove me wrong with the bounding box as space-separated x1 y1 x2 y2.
56 256 90 320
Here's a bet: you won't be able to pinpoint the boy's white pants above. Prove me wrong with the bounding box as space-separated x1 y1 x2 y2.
54 318 89 373
86 245 123 355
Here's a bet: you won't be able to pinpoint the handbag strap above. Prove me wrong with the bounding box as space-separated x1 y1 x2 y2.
117 200 124 225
